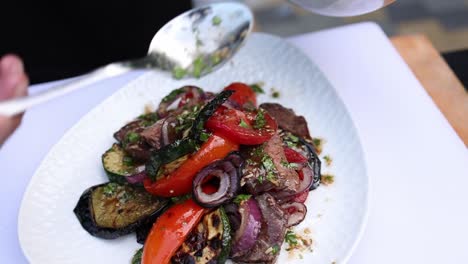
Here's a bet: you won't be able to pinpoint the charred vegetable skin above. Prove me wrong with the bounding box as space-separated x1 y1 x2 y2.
145 90 234 180
145 138 197 180
301 138 321 190
171 207 232 264
144 134 239 197
73 182 168 239
142 199 207 264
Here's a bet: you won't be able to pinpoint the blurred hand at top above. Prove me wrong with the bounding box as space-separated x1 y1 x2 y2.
288 0 396 17
0 54 28 145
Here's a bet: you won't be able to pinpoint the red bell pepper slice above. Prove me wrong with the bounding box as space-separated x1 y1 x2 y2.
142 199 206 264
144 134 238 197
206 107 277 145
284 147 308 163
223 82 257 107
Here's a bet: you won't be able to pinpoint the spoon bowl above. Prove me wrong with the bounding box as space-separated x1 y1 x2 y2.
0 2 253 116
148 2 253 78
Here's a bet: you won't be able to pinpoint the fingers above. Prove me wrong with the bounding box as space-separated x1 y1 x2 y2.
0 114 24 144
0 54 28 99
0 54 29 145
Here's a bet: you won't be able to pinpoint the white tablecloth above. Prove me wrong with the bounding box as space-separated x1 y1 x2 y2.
1 22 467 263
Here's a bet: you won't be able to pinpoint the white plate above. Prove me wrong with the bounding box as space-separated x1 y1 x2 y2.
18 33 369 264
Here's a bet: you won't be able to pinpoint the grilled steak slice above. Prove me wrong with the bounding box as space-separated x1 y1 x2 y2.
242 133 299 195
232 193 287 263
140 118 165 149
260 103 311 140
124 142 151 162
113 120 145 142
113 119 151 162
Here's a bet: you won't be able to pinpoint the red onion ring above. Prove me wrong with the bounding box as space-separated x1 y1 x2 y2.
126 165 147 184
192 153 243 208
272 165 313 203
281 202 307 227
231 197 263 256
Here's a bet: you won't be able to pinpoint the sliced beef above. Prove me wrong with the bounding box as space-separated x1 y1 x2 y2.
124 142 151 161
260 103 311 140
242 163 276 195
140 118 165 149
242 133 299 195
113 120 151 162
113 120 145 142
232 193 287 264
263 133 299 193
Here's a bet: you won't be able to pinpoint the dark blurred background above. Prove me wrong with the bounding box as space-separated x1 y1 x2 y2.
0 0 192 84
1 0 467 85
198 0 468 52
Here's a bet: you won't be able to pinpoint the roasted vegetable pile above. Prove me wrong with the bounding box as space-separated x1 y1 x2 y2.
74 82 322 264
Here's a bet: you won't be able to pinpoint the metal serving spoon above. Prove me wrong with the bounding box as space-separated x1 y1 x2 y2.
0 2 253 117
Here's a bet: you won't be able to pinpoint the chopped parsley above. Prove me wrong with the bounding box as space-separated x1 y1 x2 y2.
287 133 299 143
253 110 266 129
252 146 265 158
138 112 159 127
172 66 187 80
271 90 280 98
175 106 202 134
212 16 222 26
131 248 143 264
258 174 264 183
250 84 265 94
262 155 277 181
249 146 278 182
117 191 133 204
162 88 186 103
262 155 276 172
239 119 250 128
234 194 252 204
323 155 332 166
103 183 119 196
313 138 322 147
312 137 324 154
192 56 205 78
285 230 298 247
284 132 300 147
123 156 134 166
270 245 280 255
266 171 276 181
170 194 192 204
126 132 140 143
281 159 298 169
321 174 335 185
199 131 211 142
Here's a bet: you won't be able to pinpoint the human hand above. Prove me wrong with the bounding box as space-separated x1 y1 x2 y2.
0 54 29 145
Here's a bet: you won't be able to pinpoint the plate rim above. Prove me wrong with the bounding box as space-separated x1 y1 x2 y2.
18 32 370 264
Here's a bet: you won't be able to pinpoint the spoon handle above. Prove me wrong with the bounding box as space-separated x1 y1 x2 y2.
0 63 130 117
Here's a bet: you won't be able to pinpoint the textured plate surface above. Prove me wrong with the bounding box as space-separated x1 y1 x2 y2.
18 33 368 264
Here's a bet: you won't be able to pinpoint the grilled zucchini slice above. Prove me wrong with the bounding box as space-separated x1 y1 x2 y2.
102 143 141 184
73 182 168 239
